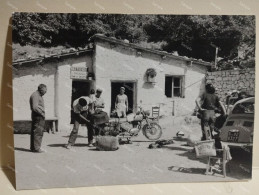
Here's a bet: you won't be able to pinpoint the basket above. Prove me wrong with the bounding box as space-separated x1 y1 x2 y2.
194 140 217 158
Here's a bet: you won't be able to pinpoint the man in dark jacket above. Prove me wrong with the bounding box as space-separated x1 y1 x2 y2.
29 84 47 153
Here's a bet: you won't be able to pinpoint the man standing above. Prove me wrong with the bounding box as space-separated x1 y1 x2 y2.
115 87 128 118
195 83 226 140
66 96 94 149
29 84 47 153
94 88 105 111
91 88 109 137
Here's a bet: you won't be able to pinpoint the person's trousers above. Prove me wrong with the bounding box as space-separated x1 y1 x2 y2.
30 115 45 151
68 112 94 145
200 110 215 140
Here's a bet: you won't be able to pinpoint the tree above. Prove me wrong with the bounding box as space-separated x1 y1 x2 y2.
12 13 255 68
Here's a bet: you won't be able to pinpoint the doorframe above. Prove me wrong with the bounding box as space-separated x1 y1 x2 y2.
110 80 138 113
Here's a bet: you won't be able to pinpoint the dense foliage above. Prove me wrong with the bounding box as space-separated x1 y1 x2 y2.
13 13 255 67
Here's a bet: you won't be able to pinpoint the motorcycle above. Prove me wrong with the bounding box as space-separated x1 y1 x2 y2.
97 106 163 143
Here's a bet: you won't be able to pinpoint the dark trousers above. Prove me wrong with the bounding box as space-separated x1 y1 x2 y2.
200 110 215 140
68 112 94 145
30 115 45 151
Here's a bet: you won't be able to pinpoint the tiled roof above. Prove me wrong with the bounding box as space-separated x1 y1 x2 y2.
91 34 212 67
13 48 93 66
13 34 212 67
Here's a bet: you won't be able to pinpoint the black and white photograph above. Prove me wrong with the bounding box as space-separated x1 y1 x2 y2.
12 13 255 190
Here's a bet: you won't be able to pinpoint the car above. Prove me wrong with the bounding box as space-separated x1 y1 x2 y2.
224 90 248 115
219 97 254 147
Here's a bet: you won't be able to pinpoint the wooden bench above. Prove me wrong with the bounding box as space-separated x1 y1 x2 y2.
14 117 58 133
45 117 58 133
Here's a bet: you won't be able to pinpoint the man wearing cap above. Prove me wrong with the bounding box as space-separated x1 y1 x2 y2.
115 87 128 118
66 96 94 149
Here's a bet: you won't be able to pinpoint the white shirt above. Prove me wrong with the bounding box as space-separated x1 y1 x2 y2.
73 96 92 114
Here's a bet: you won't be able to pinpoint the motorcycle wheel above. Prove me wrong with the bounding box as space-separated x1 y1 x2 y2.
143 122 162 140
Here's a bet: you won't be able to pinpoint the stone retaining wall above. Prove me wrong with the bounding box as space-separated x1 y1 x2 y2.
206 68 255 102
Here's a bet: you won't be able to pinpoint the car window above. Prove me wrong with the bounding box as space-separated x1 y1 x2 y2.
232 102 254 114
229 97 238 105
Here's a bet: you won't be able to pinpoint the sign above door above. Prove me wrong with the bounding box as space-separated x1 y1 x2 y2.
70 67 88 79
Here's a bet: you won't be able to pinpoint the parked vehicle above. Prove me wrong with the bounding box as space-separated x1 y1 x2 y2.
225 90 248 115
219 97 254 147
97 106 163 143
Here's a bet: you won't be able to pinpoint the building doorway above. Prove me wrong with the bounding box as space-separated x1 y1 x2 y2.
110 81 137 116
70 80 92 124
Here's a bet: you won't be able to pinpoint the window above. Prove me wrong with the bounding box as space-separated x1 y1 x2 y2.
165 76 185 98
173 77 181 97
232 102 254 114
226 121 234 126
243 121 253 127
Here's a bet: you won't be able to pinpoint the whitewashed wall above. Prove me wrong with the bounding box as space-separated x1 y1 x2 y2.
56 56 94 130
13 42 207 133
94 41 207 117
13 54 93 131
13 63 56 120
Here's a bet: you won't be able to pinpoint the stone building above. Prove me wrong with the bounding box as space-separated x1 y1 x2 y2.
12 34 212 132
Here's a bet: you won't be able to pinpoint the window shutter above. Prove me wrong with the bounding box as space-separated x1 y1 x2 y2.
181 76 185 98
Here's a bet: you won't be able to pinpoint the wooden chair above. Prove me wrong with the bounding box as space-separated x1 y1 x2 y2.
205 146 229 177
151 106 160 121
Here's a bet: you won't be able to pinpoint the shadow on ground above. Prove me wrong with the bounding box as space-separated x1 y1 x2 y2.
48 143 88 147
169 147 253 180
177 150 208 164
168 166 226 178
168 166 206 175
14 147 31 152
162 145 191 152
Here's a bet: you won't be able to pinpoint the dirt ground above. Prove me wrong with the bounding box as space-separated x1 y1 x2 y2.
14 116 252 190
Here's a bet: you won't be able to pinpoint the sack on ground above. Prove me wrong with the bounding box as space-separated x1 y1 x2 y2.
96 136 119 151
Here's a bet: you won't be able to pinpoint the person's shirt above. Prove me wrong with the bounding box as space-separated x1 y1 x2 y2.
200 93 220 110
89 94 96 102
29 90 45 117
95 96 105 109
73 96 92 114
116 94 128 104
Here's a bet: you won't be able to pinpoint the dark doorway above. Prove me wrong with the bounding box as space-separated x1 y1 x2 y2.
111 82 136 116
71 80 91 124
